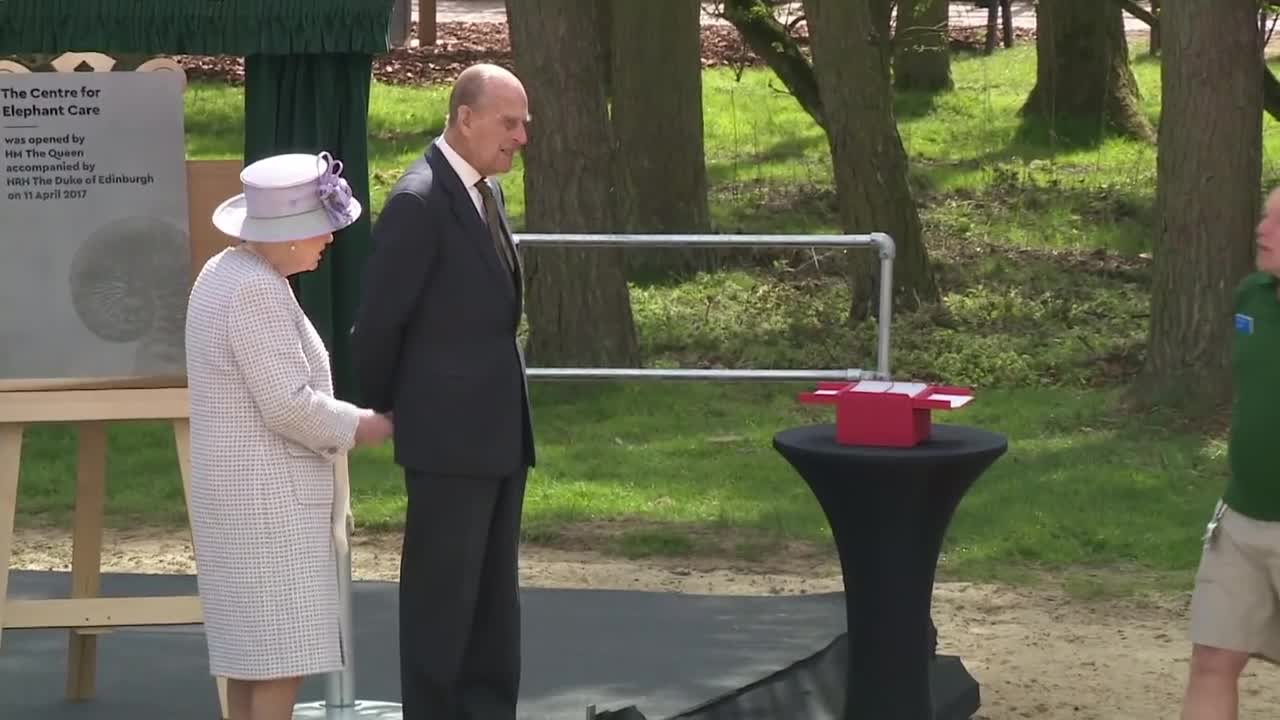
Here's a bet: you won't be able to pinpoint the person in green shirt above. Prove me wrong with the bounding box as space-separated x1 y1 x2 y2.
1181 188 1280 720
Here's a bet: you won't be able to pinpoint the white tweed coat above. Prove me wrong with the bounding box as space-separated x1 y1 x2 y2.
184 246 362 681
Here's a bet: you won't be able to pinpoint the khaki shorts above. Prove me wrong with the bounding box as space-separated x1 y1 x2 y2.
1189 501 1280 663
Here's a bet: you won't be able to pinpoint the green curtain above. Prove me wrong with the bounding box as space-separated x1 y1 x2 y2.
1 0 393 56
243 53 374 404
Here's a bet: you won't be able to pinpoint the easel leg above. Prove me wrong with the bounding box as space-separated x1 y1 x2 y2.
66 421 107 701
174 418 192 519
0 423 24 650
173 419 229 720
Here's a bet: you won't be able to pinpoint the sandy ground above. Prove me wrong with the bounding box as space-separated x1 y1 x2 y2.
9 525 1280 719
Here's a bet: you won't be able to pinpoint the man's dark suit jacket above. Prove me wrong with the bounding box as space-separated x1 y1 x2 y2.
351 141 535 478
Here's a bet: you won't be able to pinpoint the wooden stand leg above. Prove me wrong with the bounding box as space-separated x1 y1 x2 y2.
173 419 228 720
0 423 24 650
66 422 107 701
174 418 192 518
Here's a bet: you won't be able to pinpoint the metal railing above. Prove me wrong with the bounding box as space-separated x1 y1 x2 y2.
516 232 897 381
297 232 896 719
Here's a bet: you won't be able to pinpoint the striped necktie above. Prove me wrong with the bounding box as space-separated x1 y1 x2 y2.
475 179 516 273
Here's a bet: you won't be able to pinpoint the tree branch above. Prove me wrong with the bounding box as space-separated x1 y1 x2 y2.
720 0 826 129
1114 0 1156 27
1108 0 1280 122
1266 65 1280 122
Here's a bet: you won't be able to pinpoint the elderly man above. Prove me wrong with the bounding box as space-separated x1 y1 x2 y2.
1180 187 1280 720
351 63 535 719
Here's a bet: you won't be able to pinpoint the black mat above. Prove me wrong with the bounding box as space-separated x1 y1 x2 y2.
1 571 849 719
593 633 980 720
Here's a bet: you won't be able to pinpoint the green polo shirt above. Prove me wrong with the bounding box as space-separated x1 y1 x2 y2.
1224 272 1280 521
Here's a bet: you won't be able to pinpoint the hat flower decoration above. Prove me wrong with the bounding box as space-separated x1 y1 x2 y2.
212 150 362 243
317 152 357 227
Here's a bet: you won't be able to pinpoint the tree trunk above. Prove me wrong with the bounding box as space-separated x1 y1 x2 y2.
610 0 716 278
505 0 640 368
1112 0 1280 122
722 0 825 130
1001 0 1013 48
1149 0 1161 55
597 0 613 100
1020 0 1153 144
801 0 939 320
894 0 954 92
985 1 998 54
983 0 1013 54
868 0 893 45
1138 0 1261 412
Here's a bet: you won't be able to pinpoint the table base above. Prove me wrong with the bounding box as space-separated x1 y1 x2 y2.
292 700 404 719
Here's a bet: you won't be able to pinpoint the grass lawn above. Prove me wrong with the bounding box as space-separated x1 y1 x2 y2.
15 42 1280 595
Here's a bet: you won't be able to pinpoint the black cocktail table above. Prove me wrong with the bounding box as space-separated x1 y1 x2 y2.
773 423 1008 720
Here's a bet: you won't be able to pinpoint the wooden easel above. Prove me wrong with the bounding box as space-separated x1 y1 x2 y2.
0 53 244 719
0 388 205 682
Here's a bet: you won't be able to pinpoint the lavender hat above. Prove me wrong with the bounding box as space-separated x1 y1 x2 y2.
212 151 361 243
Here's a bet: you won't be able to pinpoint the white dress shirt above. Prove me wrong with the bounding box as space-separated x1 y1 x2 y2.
436 136 486 222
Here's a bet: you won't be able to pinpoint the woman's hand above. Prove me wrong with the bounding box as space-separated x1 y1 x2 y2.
354 410 394 446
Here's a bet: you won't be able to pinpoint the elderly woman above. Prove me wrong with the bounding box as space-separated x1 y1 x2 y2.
185 151 392 720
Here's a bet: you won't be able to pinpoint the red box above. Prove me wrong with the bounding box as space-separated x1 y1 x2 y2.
797 381 975 447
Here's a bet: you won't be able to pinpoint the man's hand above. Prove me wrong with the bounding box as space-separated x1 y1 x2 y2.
354 410 394 446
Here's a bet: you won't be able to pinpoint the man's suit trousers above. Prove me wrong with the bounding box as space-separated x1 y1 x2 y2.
399 468 527 719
